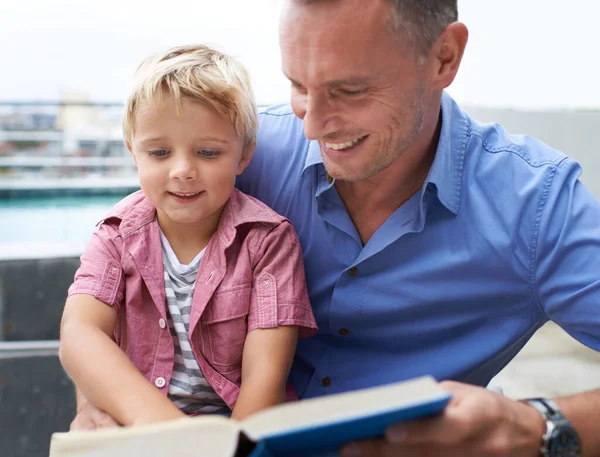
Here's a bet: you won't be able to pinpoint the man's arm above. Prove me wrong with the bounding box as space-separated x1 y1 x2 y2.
341 382 600 456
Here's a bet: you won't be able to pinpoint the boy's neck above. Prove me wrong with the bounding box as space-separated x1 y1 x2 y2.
157 207 224 265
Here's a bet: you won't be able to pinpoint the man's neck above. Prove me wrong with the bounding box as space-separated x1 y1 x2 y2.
335 109 442 245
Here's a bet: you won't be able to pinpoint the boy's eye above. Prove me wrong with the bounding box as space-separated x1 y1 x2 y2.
198 149 219 158
149 149 169 157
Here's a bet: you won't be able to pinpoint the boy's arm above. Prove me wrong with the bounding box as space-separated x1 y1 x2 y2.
59 294 185 426
231 220 317 420
231 325 299 421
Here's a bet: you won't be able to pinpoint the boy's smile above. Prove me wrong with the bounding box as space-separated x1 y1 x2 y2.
168 191 204 203
127 92 251 240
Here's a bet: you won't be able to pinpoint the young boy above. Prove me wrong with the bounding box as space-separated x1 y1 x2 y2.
59 45 317 425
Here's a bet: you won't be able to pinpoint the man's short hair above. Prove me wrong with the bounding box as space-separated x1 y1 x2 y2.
292 0 458 57
388 0 458 56
123 44 258 157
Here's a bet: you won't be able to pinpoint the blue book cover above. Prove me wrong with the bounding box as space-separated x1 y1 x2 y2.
245 376 450 457
49 376 450 457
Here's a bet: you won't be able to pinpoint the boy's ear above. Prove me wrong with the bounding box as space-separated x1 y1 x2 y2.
236 142 255 175
126 140 137 164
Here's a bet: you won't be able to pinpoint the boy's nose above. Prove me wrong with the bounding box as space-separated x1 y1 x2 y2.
170 157 198 180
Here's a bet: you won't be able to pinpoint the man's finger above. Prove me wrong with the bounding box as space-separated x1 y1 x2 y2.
341 438 387 457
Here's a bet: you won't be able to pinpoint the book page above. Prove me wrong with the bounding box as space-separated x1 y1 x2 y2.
242 376 446 441
49 416 239 457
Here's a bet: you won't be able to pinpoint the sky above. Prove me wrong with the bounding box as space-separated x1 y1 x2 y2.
0 0 599 109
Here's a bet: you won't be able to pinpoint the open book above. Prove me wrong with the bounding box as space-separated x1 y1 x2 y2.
49 376 450 457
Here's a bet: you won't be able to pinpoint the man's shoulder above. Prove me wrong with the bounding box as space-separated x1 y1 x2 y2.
259 103 296 117
466 115 568 169
238 104 312 209
257 103 308 152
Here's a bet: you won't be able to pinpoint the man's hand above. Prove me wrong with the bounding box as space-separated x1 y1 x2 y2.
70 400 120 431
341 380 545 457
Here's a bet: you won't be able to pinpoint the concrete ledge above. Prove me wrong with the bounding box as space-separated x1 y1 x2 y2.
491 322 600 398
0 347 75 457
0 257 79 340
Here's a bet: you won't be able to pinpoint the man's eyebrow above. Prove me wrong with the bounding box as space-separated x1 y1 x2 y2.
282 71 302 87
282 72 371 88
326 77 371 87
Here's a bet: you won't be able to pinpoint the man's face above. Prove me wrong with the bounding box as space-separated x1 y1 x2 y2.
280 0 431 182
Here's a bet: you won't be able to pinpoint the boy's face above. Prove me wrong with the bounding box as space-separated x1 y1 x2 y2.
128 93 249 235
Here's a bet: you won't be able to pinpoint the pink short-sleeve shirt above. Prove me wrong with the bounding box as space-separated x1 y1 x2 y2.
68 188 318 409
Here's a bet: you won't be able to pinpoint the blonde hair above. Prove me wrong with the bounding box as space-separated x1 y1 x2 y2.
123 44 258 156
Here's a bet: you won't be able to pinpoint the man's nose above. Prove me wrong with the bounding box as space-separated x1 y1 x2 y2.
294 93 340 141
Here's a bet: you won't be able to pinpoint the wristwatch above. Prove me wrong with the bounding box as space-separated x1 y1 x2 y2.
524 398 582 457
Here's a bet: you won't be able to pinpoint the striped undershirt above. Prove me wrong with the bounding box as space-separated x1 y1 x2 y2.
160 230 230 416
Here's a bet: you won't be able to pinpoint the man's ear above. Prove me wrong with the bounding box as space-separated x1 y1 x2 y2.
236 142 256 175
429 22 469 90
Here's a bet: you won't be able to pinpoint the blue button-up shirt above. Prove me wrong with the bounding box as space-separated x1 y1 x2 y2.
237 93 600 399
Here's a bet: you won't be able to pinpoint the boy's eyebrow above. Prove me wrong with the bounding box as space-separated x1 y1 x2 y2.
136 136 233 145
196 136 233 145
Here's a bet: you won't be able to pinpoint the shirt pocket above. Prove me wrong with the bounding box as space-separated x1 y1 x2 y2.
202 284 251 371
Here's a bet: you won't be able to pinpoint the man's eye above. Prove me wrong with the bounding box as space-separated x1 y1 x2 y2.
149 149 169 157
198 149 219 158
340 88 366 96
291 82 307 93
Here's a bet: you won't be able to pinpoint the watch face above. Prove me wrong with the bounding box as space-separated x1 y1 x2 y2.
548 423 582 457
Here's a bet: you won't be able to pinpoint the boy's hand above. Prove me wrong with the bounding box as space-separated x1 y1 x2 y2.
70 401 120 431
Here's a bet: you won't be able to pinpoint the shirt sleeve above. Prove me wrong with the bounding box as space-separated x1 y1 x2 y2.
67 222 125 309
535 157 600 350
247 220 318 338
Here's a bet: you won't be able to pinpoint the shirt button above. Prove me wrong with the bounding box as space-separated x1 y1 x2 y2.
322 376 332 387
158 318 166 329
348 267 358 277
338 328 349 336
154 377 166 388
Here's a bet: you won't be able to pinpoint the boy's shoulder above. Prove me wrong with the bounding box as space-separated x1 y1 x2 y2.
225 188 288 229
97 190 155 233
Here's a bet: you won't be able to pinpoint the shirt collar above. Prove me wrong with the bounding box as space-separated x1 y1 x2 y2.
301 91 469 215
303 138 323 173
424 92 469 214
100 188 281 239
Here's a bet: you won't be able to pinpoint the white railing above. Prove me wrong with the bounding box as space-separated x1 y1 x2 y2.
0 156 133 167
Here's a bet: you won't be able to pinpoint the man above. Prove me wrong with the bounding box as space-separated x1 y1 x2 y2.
239 1 600 455
74 0 600 455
